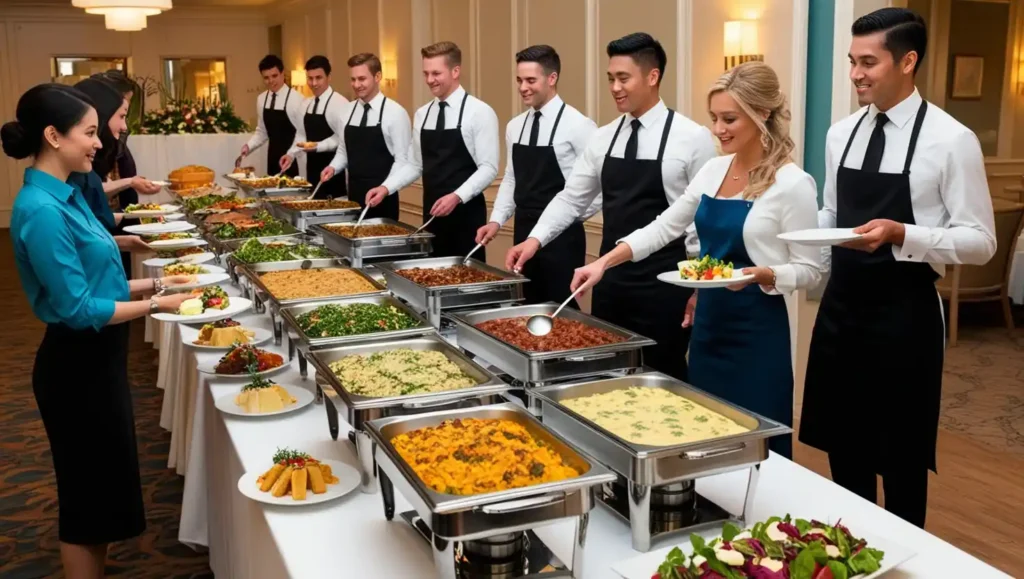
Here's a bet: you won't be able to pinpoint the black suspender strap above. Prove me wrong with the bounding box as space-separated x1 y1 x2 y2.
903 101 928 174
548 103 566 146
606 116 627 157
657 109 675 162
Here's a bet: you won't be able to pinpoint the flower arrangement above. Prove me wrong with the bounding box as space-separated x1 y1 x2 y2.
139 99 249 135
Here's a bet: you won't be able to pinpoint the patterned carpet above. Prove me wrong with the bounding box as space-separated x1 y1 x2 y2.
0 236 212 578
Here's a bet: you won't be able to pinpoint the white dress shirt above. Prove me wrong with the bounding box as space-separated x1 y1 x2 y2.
489 95 599 225
527 99 717 250
286 86 350 156
245 85 306 152
326 91 414 192
819 89 996 275
385 85 500 202
621 155 823 294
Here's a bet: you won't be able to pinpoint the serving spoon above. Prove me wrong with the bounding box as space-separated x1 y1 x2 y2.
411 214 436 236
352 204 371 229
462 243 483 265
526 287 585 337
306 180 323 200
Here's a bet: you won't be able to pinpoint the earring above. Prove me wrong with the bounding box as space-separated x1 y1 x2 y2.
760 133 770 150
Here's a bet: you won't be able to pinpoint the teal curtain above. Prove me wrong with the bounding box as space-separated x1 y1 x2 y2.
803 0 835 204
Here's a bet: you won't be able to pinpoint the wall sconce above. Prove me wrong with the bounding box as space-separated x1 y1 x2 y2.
383 58 397 88
290 69 306 89
724 20 763 71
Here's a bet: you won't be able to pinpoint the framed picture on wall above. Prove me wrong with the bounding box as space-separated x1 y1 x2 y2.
951 55 984 99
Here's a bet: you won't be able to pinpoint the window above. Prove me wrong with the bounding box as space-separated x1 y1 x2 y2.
51 57 127 85
163 58 227 104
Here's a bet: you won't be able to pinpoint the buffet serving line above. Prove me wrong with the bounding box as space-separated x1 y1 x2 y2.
139 166 1009 579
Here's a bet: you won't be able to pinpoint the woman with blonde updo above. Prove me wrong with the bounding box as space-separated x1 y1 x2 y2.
571 61 822 458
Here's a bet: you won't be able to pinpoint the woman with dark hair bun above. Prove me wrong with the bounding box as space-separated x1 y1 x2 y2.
3 83 191 578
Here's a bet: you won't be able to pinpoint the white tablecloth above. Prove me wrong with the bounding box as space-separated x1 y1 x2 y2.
159 275 1010 578
127 134 271 203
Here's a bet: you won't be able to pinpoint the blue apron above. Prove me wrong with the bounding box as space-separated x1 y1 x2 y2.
688 195 793 458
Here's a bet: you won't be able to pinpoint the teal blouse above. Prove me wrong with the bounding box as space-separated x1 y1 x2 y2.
11 168 129 331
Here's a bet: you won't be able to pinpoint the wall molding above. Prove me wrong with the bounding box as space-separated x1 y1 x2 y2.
831 0 855 122
790 0 810 167
997 0 1022 157
346 0 353 63
675 0 692 117
585 0 598 121
469 0 481 96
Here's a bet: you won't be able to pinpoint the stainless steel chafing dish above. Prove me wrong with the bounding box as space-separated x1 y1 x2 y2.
375 257 528 328
238 263 387 345
222 234 334 288
365 403 616 579
278 295 435 378
311 218 433 268
306 335 510 494
447 304 655 389
265 198 361 230
203 222 303 255
530 372 792 552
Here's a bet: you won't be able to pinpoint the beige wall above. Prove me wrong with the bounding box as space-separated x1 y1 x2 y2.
0 3 269 226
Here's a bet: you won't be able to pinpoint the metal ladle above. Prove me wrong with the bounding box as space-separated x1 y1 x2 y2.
410 214 436 236
353 204 371 229
462 242 483 265
526 286 585 336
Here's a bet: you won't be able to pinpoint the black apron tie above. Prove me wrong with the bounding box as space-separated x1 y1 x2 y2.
263 88 298 177
528 110 541 147
861 113 888 173
303 90 344 198
624 118 641 160
344 96 398 220
420 93 486 258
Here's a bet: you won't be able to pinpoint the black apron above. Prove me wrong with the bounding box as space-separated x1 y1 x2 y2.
263 88 299 177
800 102 943 472
345 97 399 220
304 91 346 199
420 94 487 259
591 112 693 381
512 103 586 307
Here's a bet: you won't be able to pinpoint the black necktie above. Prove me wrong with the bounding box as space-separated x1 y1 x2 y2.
270 92 277 109
313 97 320 114
361 103 371 127
436 101 447 131
862 113 888 173
529 110 541 147
624 119 641 160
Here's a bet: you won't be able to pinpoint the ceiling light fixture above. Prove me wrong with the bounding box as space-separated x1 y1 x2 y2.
71 1 173 32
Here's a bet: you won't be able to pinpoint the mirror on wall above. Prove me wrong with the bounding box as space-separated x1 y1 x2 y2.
51 57 127 85
162 58 228 104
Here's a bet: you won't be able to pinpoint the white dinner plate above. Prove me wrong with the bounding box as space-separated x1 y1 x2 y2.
124 221 196 235
122 204 181 218
237 459 360 507
151 297 252 323
611 526 915 579
657 270 756 289
144 252 217 267
214 384 315 417
161 263 226 275
777 227 862 247
163 273 231 290
197 357 288 379
185 326 273 350
148 237 207 249
164 213 186 221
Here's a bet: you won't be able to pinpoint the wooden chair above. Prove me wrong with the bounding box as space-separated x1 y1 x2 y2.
936 199 1024 346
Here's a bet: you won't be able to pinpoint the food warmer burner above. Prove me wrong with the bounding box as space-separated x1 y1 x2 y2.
365 403 616 579
530 372 792 552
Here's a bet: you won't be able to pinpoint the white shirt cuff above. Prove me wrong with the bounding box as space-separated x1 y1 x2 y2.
617 233 652 262
455 187 477 203
770 264 796 294
894 223 930 262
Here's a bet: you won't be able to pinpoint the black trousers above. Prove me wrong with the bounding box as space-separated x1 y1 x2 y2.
828 453 929 528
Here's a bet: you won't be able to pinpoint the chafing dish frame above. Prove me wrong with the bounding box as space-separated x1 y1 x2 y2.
374 257 528 328
530 372 792 552
365 403 616 579
239 262 387 345
447 304 655 387
278 295 435 378
306 335 510 494
204 223 303 255
222 234 335 289
265 198 362 229
311 218 433 268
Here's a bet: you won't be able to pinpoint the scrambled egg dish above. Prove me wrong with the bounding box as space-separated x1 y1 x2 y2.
562 387 748 446
391 418 580 495
328 349 477 397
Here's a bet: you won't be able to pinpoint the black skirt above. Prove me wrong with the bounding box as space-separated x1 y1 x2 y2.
33 322 145 545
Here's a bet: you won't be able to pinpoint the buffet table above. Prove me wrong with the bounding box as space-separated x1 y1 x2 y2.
158 281 1011 579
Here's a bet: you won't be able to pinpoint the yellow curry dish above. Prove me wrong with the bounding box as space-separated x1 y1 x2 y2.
391 418 580 495
561 387 748 446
